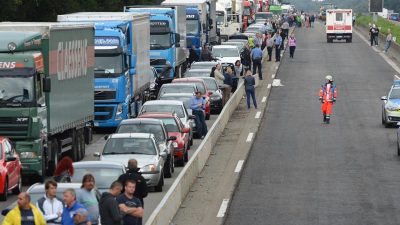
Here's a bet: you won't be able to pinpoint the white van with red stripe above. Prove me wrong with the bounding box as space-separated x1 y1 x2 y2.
326 9 352 43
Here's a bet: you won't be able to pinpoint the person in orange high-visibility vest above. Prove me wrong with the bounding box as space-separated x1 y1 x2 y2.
319 75 337 124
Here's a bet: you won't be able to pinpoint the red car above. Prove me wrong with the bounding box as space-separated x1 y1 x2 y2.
172 78 212 120
0 137 22 201
138 112 190 166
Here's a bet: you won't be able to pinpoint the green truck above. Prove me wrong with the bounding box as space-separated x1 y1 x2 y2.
269 5 282 15
0 23 95 179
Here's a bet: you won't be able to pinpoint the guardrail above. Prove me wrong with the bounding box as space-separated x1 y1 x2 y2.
146 81 245 225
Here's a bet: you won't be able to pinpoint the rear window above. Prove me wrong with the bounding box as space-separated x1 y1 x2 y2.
195 83 206 94
117 124 165 141
141 104 185 119
336 13 343 21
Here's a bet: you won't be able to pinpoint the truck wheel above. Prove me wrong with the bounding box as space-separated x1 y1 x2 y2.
48 140 59 176
80 133 86 160
84 127 93 145
0 179 8 201
71 130 80 162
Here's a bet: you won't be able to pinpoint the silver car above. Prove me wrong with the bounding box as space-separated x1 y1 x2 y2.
185 68 212 78
99 133 166 192
190 61 219 70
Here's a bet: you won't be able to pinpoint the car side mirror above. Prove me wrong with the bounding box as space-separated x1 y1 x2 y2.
167 136 177 141
43 77 51 93
182 127 190 133
93 152 101 157
381 96 388 101
5 156 16 162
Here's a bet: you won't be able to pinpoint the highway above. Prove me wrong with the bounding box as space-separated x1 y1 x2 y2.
224 21 400 224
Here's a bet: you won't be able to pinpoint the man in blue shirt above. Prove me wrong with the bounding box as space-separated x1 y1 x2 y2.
61 188 89 225
275 31 283 62
251 44 263 80
190 91 207 139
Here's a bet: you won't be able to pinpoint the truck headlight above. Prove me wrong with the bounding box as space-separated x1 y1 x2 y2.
141 164 156 172
20 152 38 159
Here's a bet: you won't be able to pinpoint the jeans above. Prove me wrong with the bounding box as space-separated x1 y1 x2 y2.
384 41 392 52
246 88 257 109
193 110 207 136
267 47 273 61
289 46 296 58
252 58 262 79
275 45 281 61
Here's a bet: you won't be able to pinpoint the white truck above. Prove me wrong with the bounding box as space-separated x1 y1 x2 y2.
326 9 353 43
216 0 242 41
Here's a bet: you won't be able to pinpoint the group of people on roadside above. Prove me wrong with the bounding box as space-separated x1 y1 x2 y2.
3 158 148 225
369 23 394 54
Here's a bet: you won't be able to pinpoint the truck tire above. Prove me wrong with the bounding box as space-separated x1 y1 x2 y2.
48 140 60 176
80 132 86 160
71 130 80 162
84 127 93 145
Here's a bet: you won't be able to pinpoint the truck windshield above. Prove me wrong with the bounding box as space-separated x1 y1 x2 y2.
186 20 199 36
150 34 172 50
94 54 124 78
0 75 34 107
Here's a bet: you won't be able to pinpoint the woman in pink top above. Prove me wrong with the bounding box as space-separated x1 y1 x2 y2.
289 34 297 58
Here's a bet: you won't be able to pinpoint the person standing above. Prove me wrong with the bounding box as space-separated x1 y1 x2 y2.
266 33 274 61
319 75 337 124
200 44 214 61
251 44 263 80
240 44 252 71
118 159 148 206
243 70 257 109
99 181 123 225
36 180 64 225
281 21 289 42
370 24 379 46
288 34 297 58
53 156 74 182
61 189 89 225
223 67 233 104
190 91 208 139
234 60 243 77
188 45 199 66
384 29 393 53
213 63 225 87
117 179 144 225
274 32 283 62
76 174 100 225
3 192 46 225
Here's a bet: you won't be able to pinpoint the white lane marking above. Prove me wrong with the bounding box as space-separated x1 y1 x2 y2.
234 160 245 173
272 79 284 87
246 132 254 142
271 74 275 78
262 96 267 102
216 199 230 217
255 111 261 119
267 84 272 89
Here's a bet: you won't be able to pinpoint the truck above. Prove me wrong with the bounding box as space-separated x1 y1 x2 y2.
0 22 95 179
378 8 394 19
124 6 187 78
326 9 353 43
58 12 151 128
217 0 243 41
161 0 209 56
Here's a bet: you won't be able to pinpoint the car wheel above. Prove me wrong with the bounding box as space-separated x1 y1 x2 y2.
0 179 8 201
154 174 164 192
12 175 22 195
164 156 172 178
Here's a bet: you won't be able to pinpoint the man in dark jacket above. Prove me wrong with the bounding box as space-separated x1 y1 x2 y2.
99 181 123 225
118 159 148 206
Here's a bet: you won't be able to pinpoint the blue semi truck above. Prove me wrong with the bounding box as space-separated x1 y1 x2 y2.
58 13 151 128
186 7 205 56
124 6 187 78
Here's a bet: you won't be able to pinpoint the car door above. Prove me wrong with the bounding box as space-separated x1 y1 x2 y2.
4 140 16 188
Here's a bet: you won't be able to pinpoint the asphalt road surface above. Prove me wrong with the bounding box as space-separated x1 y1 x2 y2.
225 22 400 225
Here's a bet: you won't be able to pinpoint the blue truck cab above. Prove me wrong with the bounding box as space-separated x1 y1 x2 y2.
186 7 203 56
124 6 187 79
58 13 151 128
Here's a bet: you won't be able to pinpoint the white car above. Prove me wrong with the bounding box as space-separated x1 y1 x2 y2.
221 41 245 52
190 61 219 70
212 45 241 65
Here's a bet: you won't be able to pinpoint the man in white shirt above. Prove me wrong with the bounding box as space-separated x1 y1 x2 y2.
36 180 64 225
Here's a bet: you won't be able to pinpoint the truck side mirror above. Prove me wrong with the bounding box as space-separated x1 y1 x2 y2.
43 77 51 92
175 33 181 47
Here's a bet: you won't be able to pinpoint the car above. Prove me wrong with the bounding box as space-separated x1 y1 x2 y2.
71 161 126 193
228 33 249 41
0 137 22 201
190 61 219 70
172 78 212 120
157 83 198 99
227 39 248 45
255 12 273 23
98 133 167 192
149 66 173 100
221 41 245 52
212 45 241 65
185 68 212 78
139 100 195 142
116 118 176 178
397 123 400 155
244 26 262 34
138 113 190 167
197 77 223 113
381 80 400 127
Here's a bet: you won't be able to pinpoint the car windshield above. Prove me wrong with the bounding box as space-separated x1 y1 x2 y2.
185 71 210 77
117 124 165 141
159 96 192 109
158 118 179 132
103 138 156 155
202 79 218 91
190 63 216 70
0 75 34 106
389 88 400 99
159 85 195 96
212 48 238 57
150 34 172 50
256 13 273 20
216 13 224 25
95 54 124 77
187 20 199 35
222 42 243 50
71 167 123 189
194 83 206 93
141 105 185 119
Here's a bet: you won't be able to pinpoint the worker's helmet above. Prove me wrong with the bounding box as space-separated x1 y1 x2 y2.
325 75 333 82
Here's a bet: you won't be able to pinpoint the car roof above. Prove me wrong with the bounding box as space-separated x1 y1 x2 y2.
143 100 184 106
212 45 238 49
161 83 196 87
187 68 212 72
109 133 154 139
139 112 176 118
160 93 194 97
192 61 218 66
28 182 82 193
73 161 125 169
119 118 164 126
173 78 205 83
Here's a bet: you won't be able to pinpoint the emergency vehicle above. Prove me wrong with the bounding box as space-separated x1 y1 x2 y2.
326 9 353 43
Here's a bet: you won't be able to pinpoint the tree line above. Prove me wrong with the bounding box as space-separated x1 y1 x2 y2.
0 0 161 22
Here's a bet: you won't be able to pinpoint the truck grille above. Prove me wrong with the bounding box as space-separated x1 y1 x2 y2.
0 117 29 138
95 106 114 121
95 90 116 101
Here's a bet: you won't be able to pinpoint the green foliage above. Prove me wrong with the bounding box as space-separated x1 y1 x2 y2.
356 15 400 44
0 0 161 22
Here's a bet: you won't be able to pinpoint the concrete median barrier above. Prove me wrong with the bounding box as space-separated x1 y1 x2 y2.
145 82 245 225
